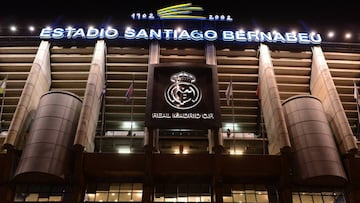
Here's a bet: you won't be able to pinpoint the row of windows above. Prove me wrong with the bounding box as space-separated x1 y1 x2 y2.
13 183 346 203
14 184 71 202
85 183 142 202
94 135 268 155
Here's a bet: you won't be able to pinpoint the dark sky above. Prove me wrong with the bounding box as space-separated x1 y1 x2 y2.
1 0 359 33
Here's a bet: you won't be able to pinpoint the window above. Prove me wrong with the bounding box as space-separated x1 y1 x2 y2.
84 183 143 202
222 184 270 203
14 184 71 202
292 191 345 203
154 183 211 202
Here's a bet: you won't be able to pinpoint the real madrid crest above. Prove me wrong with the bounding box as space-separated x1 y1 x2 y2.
164 71 202 110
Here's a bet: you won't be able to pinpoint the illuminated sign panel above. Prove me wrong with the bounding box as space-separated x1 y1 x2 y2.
37 2 322 44
39 27 322 44
145 63 221 128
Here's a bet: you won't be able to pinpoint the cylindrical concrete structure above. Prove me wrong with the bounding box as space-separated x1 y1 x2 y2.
14 91 82 182
282 95 347 186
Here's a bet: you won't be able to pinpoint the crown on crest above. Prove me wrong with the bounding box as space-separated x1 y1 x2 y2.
170 71 196 83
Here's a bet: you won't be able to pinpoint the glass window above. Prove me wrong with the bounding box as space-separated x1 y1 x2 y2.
14 184 69 202
222 184 271 203
154 183 211 202
25 194 38 202
293 194 301 203
300 193 313 202
223 196 233 203
84 183 143 202
292 191 345 203
323 196 335 203
233 193 245 202
256 192 269 203
312 194 323 203
109 184 120 192
201 195 211 202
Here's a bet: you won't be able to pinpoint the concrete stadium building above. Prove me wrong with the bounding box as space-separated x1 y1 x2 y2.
0 4 360 203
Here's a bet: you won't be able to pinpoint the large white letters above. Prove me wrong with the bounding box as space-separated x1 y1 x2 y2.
39 27 322 44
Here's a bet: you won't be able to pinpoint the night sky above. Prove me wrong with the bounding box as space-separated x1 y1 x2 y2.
1 0 359 39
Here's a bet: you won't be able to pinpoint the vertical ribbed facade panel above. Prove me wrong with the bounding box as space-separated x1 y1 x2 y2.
74 40 106 152
258 44 291 154
4 41 51 149
14 91 82 181
283 95 347 185
310 46 358 155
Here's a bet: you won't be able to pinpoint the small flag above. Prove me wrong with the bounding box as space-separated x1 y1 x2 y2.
0 76 7 95
225 80 233 106
125 82 134 102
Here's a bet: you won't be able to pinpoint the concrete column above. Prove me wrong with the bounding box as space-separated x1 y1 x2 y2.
74 40 106 152
205 42 217 65
258 44 291 154
4 41 51 149
345 187 360 203
68 150 86 203
277 187 292 203
208 129 214 154
144 127 156 152
149 41 160 64
311 46 358 155
0 184 14 203
267 185 281 203
212 128 224 154
213 152 223 203
142 184 153 203
213 182 223 203
0 150 17 203
145 41 160 152
205 42 224 154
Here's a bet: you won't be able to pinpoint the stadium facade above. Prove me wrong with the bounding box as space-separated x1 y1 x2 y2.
0 3 360 203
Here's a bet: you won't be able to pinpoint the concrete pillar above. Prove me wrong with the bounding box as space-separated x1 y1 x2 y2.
0 183 14 203
208 129 214 154
311 46 358 155
345 187 360 203
277 187 292 203
145 41 160 152
205 42 217 65
142 183 153 203
205 42 224 154
144 127 156 152
0 150 17 203
258 44 291 154
74 40 106 152
69 149 86 203
213 182 223 203
149 41 160 64
4 41 51 149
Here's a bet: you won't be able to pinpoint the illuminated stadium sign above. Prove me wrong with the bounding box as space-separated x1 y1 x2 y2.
145 63 221 128
39 27 322 44
38 2 322 44
130 3 233 21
